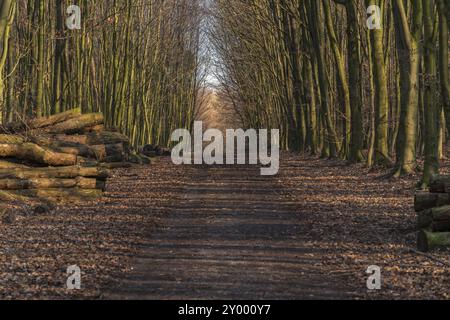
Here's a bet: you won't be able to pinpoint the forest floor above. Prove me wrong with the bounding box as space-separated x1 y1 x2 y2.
1 153 450 299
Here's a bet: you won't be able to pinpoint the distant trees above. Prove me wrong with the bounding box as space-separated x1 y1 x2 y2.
211 0 449 187
0 0 449 188
0 0 205 147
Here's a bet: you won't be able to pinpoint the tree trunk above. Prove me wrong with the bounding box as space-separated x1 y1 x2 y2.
421 0 440 188
438 1 450 132
0 143 77 166
0 177 104 190
418 230 450 252
46 131 130 146
52 0 65 114
307 0 339 157
393 0 422 176
415 191 450 211
0 159 29 169
367 0 391 165
1 108 81 133
0 134 25 144
90 143 124 162
429 175 450 193
0 0 14 118
324 0 351 159
346 0 364 163
42 113 104 134
35 0 44 116
0 166 109 180
0 188 103 203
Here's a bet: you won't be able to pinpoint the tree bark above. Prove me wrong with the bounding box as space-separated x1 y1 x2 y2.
46 131 130 146
393 0 422 176
1 108 81 133
90 143 124 162
0 166 109 180
366 0 391 166
415 191 450 211
421 0 439 187
0 188 103 203
0 177 103 190
42 113 104 134
0 143 77 166
0 159 29 169
418 230 450 252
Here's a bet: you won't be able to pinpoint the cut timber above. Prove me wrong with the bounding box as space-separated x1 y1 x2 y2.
0 134 26 144
417 210 450 231
0 160 29 169
0 143 77 166
417 205 450 231
417 209 433 229
82 125 105 133
43 113 104 134
429 175 450 193
0 177 104 190
418 230 450 252
0 188 102 204
431 220 450 232
0 190 32 203
0 108 81 133
428 205 450 221
415 192 450 212
90 143 124 162
21 188 103 201
31 136 94 158
100 162 133 169
52 145 93 158
0 166 109 180
141 144 171 157
129 153 151 165
48 131 129 146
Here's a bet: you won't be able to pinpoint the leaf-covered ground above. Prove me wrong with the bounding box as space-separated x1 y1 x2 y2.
0 154 449 299
279 154 450 299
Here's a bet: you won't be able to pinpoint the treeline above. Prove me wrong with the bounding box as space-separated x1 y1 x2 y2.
0 0 204 147
211 0 450 186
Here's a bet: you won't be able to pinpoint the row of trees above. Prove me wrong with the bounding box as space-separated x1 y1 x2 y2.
0 0 205 147
211 0 449 186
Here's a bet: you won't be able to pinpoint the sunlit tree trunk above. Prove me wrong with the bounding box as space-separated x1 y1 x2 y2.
392 0 422 176
366 0 391 166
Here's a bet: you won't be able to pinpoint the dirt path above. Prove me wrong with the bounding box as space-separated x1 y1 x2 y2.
2 153 450 299
105 160 355 299
103 154 450 300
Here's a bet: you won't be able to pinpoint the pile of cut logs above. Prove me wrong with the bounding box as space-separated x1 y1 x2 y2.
415 175 450 252
0 108 148 204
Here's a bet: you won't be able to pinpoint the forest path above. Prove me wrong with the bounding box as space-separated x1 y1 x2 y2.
104 156 357 300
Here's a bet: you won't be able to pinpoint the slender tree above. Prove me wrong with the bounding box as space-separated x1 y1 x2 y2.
392 0 422 176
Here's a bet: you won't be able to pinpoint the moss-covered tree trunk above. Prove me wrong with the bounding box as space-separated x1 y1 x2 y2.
367 0 391 166
345 0 364 163
438 1 450 133
0 0 15 123
421 0 439 188
393 0 422 176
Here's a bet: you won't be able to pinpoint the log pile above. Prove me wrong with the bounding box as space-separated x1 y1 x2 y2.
0 108 144 204
415 175 450 252
139 144 171 157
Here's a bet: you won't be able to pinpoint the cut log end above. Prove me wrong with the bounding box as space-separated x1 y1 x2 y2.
418 230 450 252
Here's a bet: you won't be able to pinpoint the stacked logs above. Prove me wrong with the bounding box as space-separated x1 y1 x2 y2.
0 108 142 204
415 176 450 252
